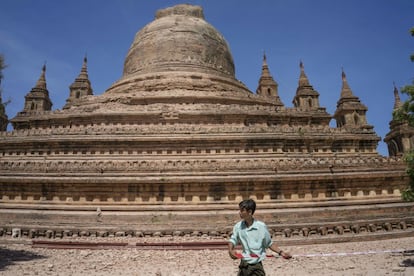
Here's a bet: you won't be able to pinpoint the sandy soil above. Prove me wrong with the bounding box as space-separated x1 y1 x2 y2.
0 236 413 275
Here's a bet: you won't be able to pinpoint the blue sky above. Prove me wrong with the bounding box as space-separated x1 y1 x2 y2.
0 0 413 156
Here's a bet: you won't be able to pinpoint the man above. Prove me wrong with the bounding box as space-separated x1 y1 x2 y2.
228 199 292 275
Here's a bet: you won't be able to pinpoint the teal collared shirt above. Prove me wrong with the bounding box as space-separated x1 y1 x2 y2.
229 219 273 264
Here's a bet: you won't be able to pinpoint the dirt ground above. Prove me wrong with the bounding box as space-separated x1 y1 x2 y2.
0 236 413 275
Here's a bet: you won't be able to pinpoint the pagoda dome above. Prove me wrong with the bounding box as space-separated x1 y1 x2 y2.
105 4 255 99
123 4 235 78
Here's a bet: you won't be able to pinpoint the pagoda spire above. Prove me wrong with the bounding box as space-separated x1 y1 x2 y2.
293 60 320 109
64 56 93 109
10 64 53 129
393 82 403 110
21 64 52 113
255 53 283 106
333 69 371 129
384 82 413 156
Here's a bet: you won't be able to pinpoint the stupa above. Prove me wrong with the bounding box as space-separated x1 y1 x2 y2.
0 4 413 240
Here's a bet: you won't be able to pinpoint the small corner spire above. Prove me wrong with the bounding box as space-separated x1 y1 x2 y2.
255 52 282 105
18 61 53 114
65 55 93 108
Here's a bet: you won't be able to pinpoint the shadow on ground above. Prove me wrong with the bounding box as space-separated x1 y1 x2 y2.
399 250 414 267
0 247 46 271
400 259 414 267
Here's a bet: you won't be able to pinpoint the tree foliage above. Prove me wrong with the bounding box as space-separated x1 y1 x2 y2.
394 27 414 201
411 27 414 62
0 54 5 86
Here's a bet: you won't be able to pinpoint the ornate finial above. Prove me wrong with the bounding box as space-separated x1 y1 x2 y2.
341 67 346 81
340 67 354 98
298 60 310 87
79 55 89 78
35 63 47 89
82 55 88 70
260 52 270 74
393 82 403 110
262 51 268 68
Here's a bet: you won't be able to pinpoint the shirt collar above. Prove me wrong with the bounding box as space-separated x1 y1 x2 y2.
242 219 258 230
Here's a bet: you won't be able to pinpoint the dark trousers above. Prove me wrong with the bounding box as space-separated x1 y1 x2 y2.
238 260 265 276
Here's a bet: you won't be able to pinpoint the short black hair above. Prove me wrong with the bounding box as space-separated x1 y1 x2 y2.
239 199 256 214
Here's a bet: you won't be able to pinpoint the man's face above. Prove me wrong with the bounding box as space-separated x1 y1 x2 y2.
239 207 252 221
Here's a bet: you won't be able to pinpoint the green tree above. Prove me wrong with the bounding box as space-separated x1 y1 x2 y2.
0 54 11 132
0 54 5 81
393 27 414 201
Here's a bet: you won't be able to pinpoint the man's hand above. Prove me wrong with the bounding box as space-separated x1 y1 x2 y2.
269 244 292 260
228 242 238 259
228 249 239 260
280 251 292 259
